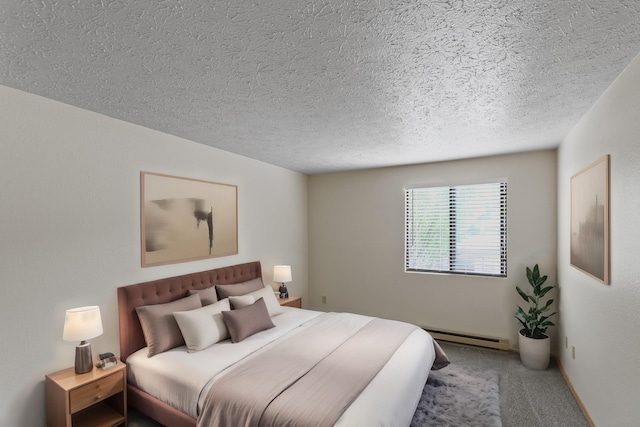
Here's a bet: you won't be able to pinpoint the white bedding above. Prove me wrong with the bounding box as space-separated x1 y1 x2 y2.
127 307 435 425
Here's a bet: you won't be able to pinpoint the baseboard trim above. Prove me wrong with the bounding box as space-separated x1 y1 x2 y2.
555 357 596 427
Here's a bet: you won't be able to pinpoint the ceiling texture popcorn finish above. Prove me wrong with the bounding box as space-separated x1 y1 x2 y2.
1 1 639 174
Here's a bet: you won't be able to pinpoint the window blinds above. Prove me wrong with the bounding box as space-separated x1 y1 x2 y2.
405 182 507 277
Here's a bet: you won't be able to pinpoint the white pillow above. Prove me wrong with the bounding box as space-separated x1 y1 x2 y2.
229 286 283 317
173 298 231 352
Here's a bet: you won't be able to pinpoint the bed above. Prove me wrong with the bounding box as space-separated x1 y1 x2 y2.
118 261 448 426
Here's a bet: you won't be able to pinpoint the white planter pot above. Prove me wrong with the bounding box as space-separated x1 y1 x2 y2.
518 330 550 370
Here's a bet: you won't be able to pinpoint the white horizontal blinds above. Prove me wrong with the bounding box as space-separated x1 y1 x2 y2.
405 182 507 277
405 186 450 272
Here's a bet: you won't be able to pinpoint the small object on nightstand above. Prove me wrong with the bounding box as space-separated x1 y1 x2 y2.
96 356 118 370
99 352 115 360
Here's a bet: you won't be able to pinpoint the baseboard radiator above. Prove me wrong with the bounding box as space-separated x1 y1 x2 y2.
424 327 510 351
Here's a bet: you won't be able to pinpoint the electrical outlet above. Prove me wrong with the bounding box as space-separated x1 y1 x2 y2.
572 345 576 360
322 296 327 304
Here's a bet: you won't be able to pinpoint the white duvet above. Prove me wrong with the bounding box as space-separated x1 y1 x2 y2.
126 307 435 426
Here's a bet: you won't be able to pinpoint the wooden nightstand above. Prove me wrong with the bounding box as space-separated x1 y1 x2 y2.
45 360 127 427
278 296 302 308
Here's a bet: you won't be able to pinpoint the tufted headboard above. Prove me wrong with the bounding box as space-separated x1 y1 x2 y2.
117 260 262 361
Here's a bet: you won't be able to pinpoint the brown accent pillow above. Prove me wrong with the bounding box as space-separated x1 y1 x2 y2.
222 297 275 343
188 286 218 305
215 277 264 299
135 293 202 357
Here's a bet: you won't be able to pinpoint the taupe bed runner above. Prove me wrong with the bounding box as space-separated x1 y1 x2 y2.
198 313 417 427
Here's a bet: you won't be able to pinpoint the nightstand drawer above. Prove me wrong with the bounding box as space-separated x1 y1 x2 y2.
69 370 124 414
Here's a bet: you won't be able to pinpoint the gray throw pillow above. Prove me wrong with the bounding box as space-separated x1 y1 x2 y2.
215 277 264 299
222 297 275 343
188 286 218 305
136 293 202 357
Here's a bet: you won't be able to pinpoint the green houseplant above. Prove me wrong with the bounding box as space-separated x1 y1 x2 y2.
515 264 556 338
515 264 556 369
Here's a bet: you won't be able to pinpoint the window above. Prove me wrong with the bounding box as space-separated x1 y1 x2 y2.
405 181 507 277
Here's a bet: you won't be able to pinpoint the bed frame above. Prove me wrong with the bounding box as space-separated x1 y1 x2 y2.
117 260 263 427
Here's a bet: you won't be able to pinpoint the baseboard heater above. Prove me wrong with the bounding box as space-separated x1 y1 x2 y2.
424 327 510 351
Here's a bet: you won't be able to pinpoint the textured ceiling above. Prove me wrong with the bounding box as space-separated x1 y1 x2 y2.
1 1 639 174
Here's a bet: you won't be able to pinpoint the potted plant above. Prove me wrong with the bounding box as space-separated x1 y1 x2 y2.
515 264 556 369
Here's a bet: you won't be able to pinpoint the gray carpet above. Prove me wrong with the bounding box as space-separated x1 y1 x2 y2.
439 342 590 427
411 364 501 426
129 342 590 427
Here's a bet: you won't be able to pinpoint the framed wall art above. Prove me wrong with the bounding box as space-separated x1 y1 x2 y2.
141 172 238 267
570 155 609 284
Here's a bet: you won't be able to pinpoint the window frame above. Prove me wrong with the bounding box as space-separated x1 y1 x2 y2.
404 180 508 278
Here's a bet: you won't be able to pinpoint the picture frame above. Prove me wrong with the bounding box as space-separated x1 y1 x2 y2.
570 155 609 284
141 172 238 267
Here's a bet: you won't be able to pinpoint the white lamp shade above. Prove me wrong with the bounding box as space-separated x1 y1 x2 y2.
273 265 292 283
63 306 103 342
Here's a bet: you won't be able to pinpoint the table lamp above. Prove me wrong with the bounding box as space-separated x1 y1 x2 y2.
273 265 292 298
63 306 103 374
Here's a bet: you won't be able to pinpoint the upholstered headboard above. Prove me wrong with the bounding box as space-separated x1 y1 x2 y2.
117 260 262 361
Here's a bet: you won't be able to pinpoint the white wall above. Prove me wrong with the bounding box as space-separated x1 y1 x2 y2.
0 85 308 427
557 54 640 426
308 150 557 349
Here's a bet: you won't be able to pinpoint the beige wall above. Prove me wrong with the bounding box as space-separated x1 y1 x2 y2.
308 150 557 348
557 53 640 426
0 85 308 426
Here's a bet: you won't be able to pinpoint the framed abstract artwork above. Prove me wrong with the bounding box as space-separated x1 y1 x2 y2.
570 155 609 284
141 172 238 267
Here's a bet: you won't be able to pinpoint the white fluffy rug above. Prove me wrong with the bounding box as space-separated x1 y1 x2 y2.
411 364 501 427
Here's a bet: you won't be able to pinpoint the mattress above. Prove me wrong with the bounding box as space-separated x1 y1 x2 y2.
127 307 435 425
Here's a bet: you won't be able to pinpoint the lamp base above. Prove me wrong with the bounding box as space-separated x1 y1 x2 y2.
278 284 289 298
75 342 93 374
